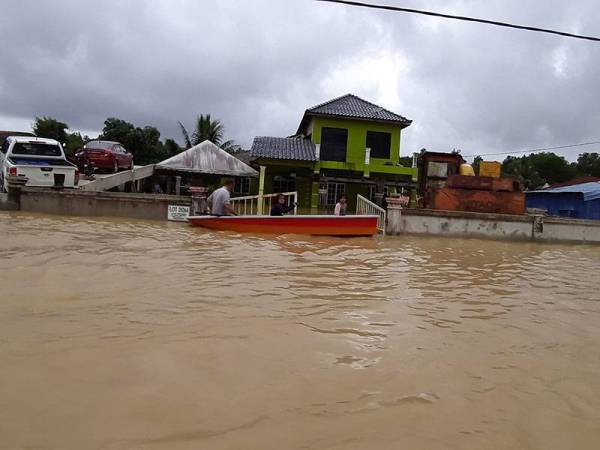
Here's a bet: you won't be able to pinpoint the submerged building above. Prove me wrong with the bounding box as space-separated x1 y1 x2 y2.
154 140 258 194
526 181 600 220
249 94 417 212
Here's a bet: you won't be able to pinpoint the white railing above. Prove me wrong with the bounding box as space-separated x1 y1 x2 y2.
356 194 386 235
230 191 298 216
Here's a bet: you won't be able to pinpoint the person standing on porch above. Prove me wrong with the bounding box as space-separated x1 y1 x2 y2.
270 194 297 216
334 195 347 216
207 179 236 216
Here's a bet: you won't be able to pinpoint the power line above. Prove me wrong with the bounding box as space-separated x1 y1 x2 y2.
315 0 600 42
462 141 600 158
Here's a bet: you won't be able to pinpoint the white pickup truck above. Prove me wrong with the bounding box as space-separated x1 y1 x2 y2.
0 136 79 192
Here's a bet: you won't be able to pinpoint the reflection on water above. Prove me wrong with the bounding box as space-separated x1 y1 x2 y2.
1 212 600 450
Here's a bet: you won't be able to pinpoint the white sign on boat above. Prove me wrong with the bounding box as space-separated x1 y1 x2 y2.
168 204 190 222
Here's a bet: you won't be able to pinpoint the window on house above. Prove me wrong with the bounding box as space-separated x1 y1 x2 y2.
326 182 345 205
320 127 348 162
234 177 251 194
368 185 376 202
367 185 388 202
273 176 296 193
366 131 392 159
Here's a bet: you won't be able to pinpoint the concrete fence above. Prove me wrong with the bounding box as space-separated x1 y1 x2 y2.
386 204 600 244
17 188 190 221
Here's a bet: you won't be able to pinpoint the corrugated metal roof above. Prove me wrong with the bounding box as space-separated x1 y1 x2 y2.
250 136 316 161
157 140 258 177
527 182 600 202
307 94 411 124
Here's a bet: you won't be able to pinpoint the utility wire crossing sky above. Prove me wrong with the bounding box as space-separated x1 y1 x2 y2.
316 0 600 42
462 141 600 158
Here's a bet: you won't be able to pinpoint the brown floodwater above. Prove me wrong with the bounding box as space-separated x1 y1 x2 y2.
1 212 600 450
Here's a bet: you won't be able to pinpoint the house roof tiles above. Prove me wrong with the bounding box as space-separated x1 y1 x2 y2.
306 93 410 124
250 136 316 161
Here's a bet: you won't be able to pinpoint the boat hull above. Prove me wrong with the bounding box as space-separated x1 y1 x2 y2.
187 215 379 236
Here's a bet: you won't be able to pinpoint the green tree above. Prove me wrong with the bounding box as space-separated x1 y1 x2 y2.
100 117 182 165
472 155 483 175
99 118 135 145
576 152 600 177
32 117 90 157
502 152 576 189
33 116 68 144
163 138 183 158
398 156 413 167
64 132 88 157
178 114 238 153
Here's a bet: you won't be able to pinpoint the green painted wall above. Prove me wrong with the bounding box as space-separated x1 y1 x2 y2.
311 117 416 178
250 163 314 209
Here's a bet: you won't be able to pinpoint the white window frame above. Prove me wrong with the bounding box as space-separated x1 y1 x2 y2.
326 182 345 206
234 177 251 194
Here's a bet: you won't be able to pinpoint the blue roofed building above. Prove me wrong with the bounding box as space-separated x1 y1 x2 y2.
526 182 600 220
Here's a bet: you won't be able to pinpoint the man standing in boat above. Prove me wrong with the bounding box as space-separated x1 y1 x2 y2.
207 179 236 216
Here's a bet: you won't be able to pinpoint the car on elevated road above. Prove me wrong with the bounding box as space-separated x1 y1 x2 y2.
74 140 133 174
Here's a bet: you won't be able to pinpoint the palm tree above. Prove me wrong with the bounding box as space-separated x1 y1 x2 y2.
178 114 240 153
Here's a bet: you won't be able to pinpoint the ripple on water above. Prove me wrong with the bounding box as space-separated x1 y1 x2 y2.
2 213 600 449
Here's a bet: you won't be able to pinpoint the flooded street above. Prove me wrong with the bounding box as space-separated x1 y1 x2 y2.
1 212 600 450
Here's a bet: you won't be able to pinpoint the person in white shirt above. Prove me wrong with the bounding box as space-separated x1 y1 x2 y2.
207 180 236 216
334 195 347 216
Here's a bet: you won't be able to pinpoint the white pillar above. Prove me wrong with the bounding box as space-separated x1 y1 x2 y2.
386 197 403 235
257 165 266 215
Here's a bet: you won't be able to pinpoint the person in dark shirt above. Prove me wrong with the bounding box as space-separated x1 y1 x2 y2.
270 194 297 216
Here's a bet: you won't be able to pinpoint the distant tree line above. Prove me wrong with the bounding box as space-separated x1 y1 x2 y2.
30 114 239 166
472 152 600 189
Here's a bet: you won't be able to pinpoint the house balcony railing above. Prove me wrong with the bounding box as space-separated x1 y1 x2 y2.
356 194 386 235
230 192 298 216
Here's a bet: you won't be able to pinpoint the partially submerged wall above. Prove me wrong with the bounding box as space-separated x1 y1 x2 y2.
388 207 600 244
8 189 600 244
19 188 190 221
539 217 600 243
0 193 19 211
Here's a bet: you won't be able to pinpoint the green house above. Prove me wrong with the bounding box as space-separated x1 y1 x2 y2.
249 94 417 212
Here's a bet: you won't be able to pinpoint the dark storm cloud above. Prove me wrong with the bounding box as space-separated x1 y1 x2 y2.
1 0 599 160
380 0 600 159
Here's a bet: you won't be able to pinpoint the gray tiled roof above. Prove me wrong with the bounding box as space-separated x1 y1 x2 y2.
307 94 411 124
250 136 316 161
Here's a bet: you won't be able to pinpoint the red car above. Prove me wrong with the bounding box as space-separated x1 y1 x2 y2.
75 140 133 173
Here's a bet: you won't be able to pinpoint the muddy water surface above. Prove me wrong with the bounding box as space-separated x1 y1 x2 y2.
1 212 600 449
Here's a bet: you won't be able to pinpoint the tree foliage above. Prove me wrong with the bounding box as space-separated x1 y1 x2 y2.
178 114 239 153
472 155 483 174
501 152 577 189
64 132 87 157
576 152 600 177
33 116 68 144
100 118 182 165
32 116 89 157
398 156 413 167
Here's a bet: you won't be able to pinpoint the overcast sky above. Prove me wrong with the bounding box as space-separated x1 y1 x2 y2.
1 0 599 161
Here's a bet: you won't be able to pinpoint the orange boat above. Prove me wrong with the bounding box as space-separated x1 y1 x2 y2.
187 215 379 236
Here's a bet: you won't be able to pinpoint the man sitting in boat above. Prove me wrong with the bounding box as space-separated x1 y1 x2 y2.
207 180 236 216
270 194 297 216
